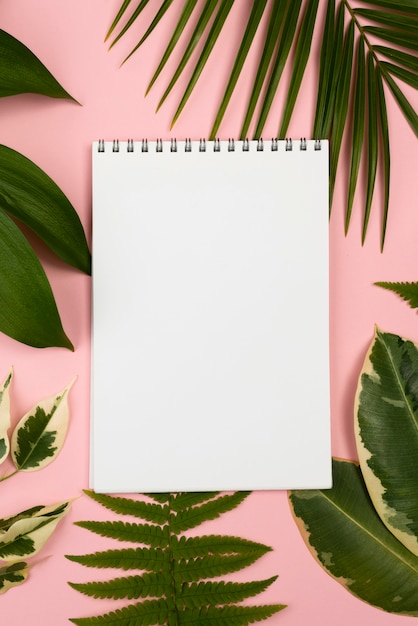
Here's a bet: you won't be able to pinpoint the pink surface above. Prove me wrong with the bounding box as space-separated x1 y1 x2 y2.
0 1 417 624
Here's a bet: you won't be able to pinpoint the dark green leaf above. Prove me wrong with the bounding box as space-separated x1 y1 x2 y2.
0 145 91 274
69 599 169 626
358 0 418 13
105 0 133 41
121 1 176 63
0 29 75 99
178 577 278 609
172 535 271 559
174 550 267 582
170 492 220 512
108 0 151 48
278 0 320 138
209 0 269 139
375 66 390 250
290 459 418 615
66 547 168 572
170 492 250 534
354 8 418 34
254 0 303 138
146 493 171 504
75 521 169 547
363 26 418 51
381 62 418 90
375 281 418 308
0 208 72 349
178 604 286 625
346 36 365 234
83 491 170 524
374 46 418 72
382 71 418 134
355 328 418 556
69 572 171 600
312 0 335 138
362 52 379 244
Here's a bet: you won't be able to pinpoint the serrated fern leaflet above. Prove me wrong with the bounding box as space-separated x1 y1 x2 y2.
68 491 285 624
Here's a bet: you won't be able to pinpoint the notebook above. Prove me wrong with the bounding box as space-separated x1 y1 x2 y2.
91 139 331 493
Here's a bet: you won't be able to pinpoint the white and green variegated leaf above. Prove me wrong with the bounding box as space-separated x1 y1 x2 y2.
290 459 418 616
0 502 63 532
11 377 75 471
0 562 29 594
355 328 418 557
0 500 71 562
0 366 12 465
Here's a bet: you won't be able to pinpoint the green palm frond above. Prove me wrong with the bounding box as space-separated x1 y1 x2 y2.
107 0 418 248
67 492 285 624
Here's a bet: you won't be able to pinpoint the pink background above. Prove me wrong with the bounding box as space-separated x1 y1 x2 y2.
1 1 417 623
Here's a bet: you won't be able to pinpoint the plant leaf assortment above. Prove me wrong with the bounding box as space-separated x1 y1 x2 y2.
0 367 74 593
0 29 90 349
290 329 418 615
67 491 285 624
107 0 418 248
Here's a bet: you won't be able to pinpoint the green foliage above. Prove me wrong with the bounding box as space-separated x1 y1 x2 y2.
0 562 29 595
107 0 418 248
68 491 285 624
375 281 418 309
0 30 90 349
290 329 418 615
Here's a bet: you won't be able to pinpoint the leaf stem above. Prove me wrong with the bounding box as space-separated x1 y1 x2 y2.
0 469 19 483
167 494 179 626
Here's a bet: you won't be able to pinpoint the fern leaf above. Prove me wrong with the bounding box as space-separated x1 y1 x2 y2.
68 572 171 600
146 494 171 504
69 598 169 625
178 577 278 609
173 551 267 582
178 604 286 625
83 491 169 524
75 521 169 548
170 492 220 512
66 547 169 572
170 492 250 534
375 281 418 309
172 535 271 559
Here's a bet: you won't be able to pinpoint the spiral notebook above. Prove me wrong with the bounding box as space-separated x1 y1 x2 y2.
91 139 331 493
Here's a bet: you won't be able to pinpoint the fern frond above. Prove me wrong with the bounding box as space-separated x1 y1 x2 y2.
68 572 171 600
178 603 286 625
75 521 169 547
173 550 267 582
375 281 418 309
170 492 220 512
69 598 169 625
178 577 278 608
170 492 250 534
83 491 169 524
172 535 271 559
146 494 171 504
66 547 168 572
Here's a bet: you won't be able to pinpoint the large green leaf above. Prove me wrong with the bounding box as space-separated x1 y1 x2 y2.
290 459 418 615
0 208 73 349
0 29 75 99
354 328 418 557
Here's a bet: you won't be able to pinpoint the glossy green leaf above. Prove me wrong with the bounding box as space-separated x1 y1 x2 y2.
355 328 418 556
0 29 75 99
209 0 269 139
11 378 75 471
362 52 378 244
375 281 418 309
0 367 12 465
374 46 418 72
69 572 171 600
381 62 418 90
278 0 320 138
354 8 418 33
121 0 176 63
312 0 335 138
375 66 390 250
0 562 29 595
290 459 418 615
363 26 418 51
0 208 73 349
345 36 365 233
0 145 91 274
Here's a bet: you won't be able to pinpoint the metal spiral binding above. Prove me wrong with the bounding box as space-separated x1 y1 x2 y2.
97 138 322 152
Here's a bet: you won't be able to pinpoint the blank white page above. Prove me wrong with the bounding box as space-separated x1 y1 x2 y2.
91 139 330 493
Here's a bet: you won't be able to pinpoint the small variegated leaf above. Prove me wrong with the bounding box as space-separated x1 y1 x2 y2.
0 561 29 594
0 500 71 561
0 366 12 465
11 377 75 471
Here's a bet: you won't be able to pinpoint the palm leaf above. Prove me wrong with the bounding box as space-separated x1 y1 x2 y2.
374 46 418 72
121 1 176 63
375 281 418 309
359 0 418 11
363 26 418 51
375 65 390 249
362 51 379 244
381 62 418 90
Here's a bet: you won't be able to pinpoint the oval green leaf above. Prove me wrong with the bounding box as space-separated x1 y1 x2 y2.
0 367 12 465
0 29 75 100
289 458 418 615
0 145 91 275
0 208 73 349
11 378 76 471
355 328 418 557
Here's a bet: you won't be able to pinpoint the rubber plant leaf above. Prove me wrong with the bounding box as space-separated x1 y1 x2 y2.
0 208 73 349
355 328 418 557
289 458 418 615
0 501 71 562
0 562 29 595
375 282 418 309
0 145 91 275
67 491 285 623
0 29 75 100
0 367 12 465
11 377 75 471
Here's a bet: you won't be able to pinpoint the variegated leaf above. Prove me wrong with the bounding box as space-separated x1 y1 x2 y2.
0 500 71 562
11 377 76 471
0 367 12 465
0 561 29 594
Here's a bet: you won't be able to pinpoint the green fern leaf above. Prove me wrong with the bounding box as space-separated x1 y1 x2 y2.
75 521 169 547
170 492 250 534
173 551 267 582
83 491 169 524
178 604 286 625
170 492 220 512
172 535 271 559
375 281 418 309
69 572 171 600
66 547 169 572
178 577 278 609
146 494 171 504
69 598 169 625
